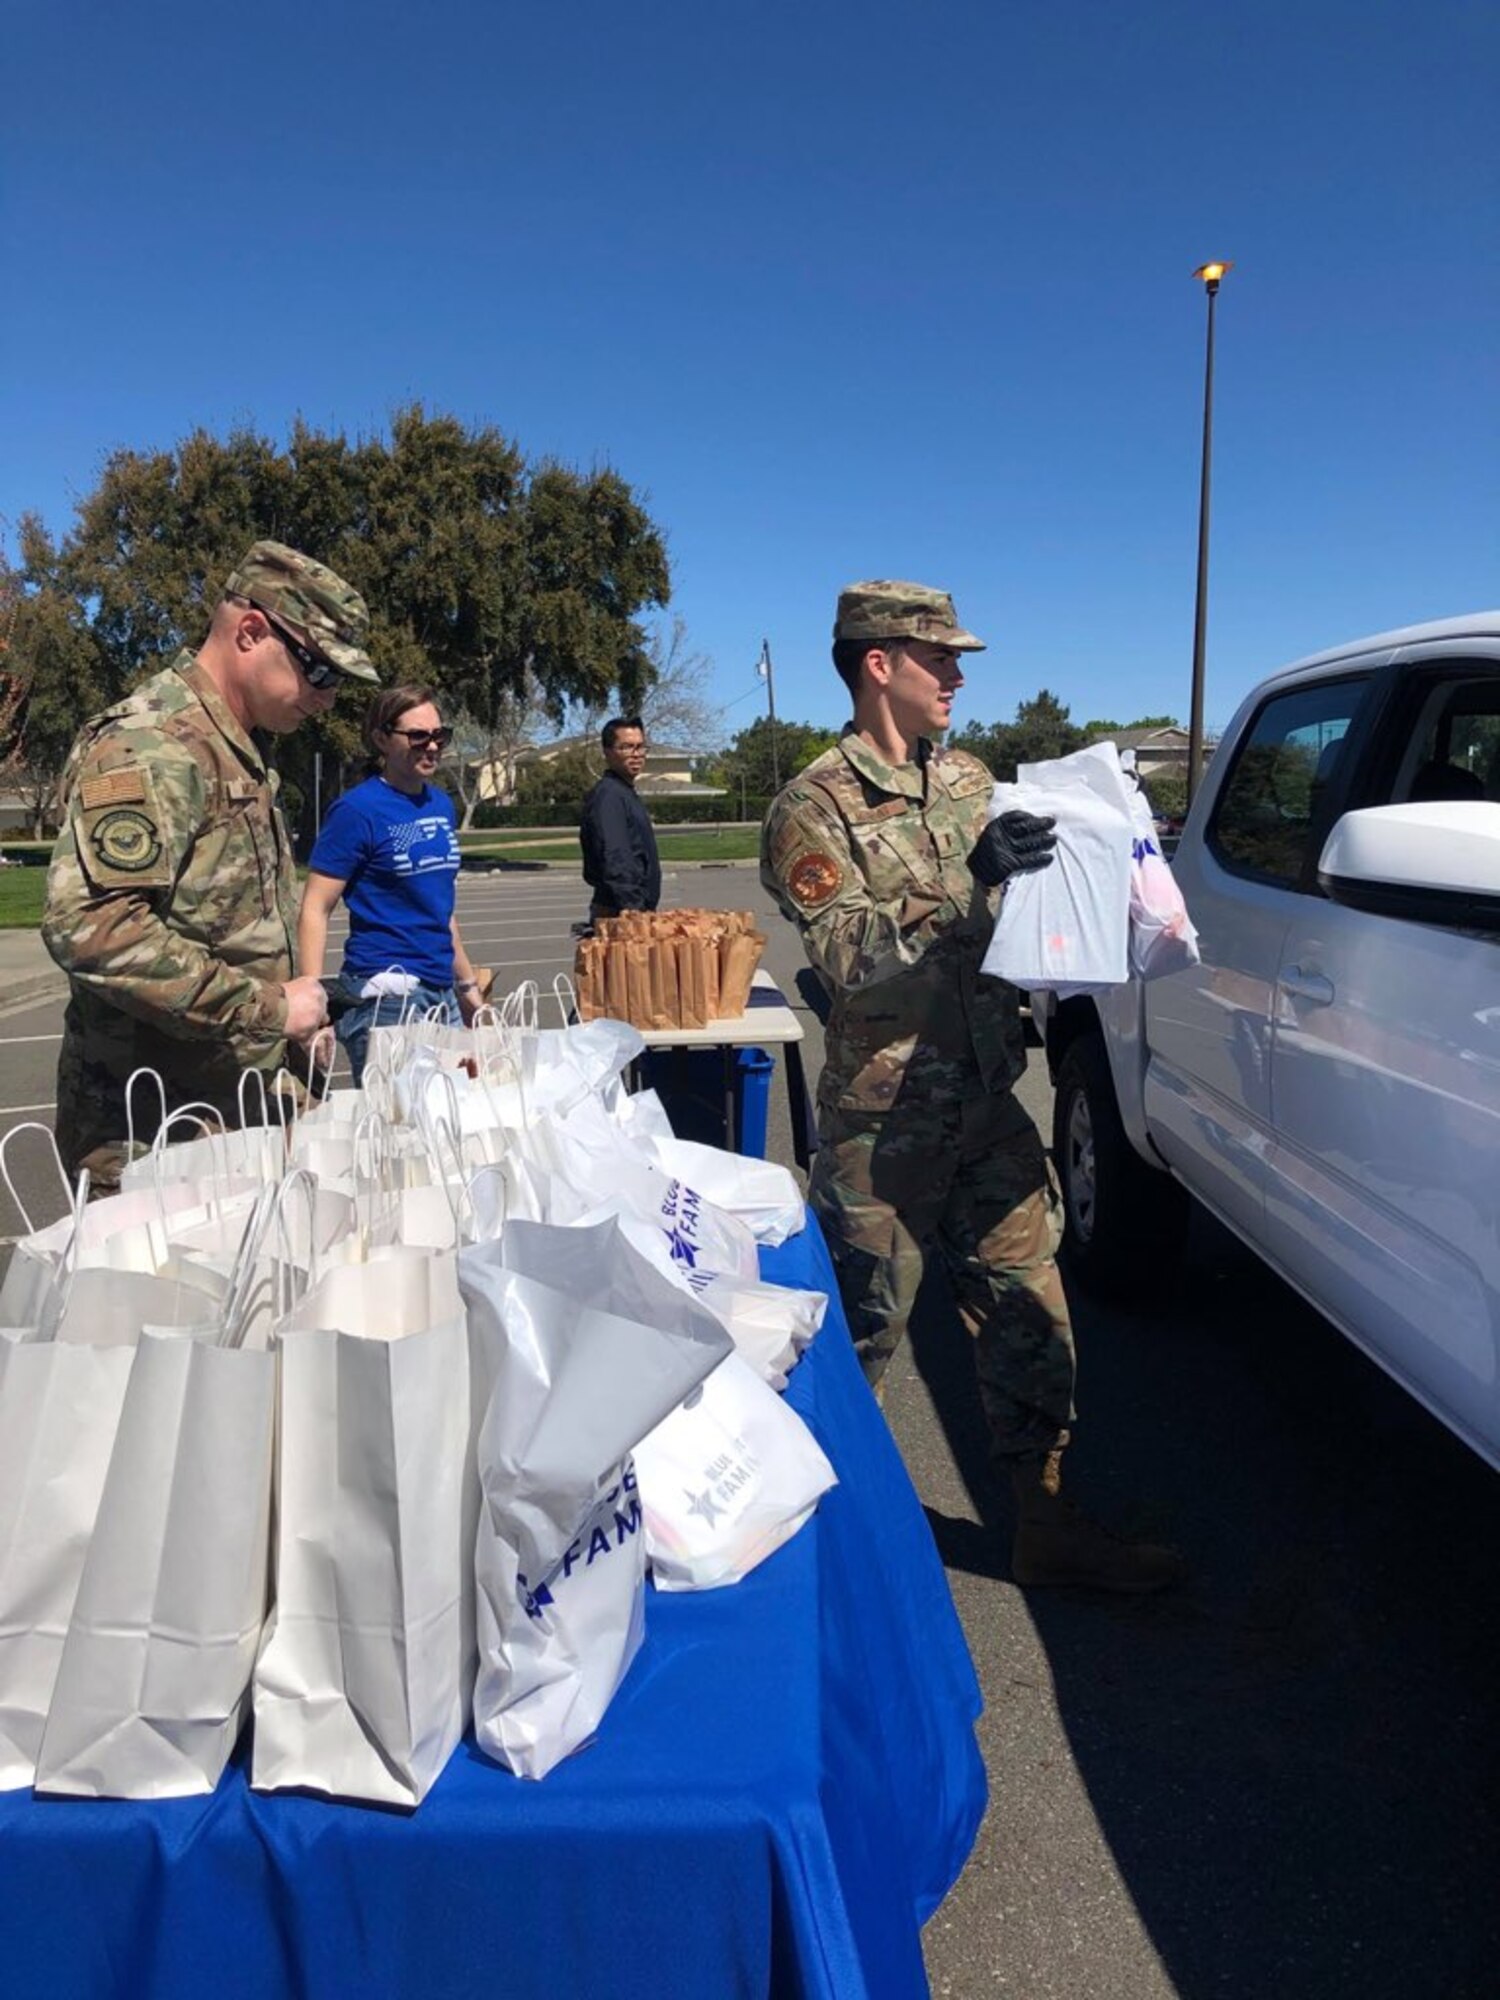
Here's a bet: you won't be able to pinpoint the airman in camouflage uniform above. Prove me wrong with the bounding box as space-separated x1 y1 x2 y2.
761 581 1182 1591
43 542 380 1190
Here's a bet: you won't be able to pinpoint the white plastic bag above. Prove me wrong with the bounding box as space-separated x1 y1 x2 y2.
980 742 1137 996
637 1135 806 1246
530 1097 761 1281
458 1216 732 1778
634 1353 837 1591
1125 784 1201 979
471 1459 647 1784
462 1216 733 1588
570 1197 826 1390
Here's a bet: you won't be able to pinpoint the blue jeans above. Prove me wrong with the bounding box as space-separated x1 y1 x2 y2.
335 970 460 1085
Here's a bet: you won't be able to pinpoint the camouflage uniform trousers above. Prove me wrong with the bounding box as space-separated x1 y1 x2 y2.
54 993 312 1200
809 1086 1075 1460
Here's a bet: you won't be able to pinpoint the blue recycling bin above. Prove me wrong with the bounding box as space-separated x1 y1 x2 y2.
642 1045 775 1157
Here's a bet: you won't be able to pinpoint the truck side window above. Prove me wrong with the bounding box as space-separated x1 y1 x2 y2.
1208 678 1369 888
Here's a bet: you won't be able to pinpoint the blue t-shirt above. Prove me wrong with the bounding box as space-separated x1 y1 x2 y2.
310 776 462 987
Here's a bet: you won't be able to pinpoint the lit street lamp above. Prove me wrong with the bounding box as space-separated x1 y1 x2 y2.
1187 260 1231 809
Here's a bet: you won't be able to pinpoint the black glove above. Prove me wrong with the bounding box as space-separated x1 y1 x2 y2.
967 810 1057 888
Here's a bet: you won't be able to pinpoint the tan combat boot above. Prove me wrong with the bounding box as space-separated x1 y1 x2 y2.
1010 1451 1186 1594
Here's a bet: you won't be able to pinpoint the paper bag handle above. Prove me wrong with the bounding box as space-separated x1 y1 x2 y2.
270 1166 320 1314
123 1066 169 1162
0 1120 71 1235
36 1168 90 1342
219 1184 278 1349
238 1067 270 1131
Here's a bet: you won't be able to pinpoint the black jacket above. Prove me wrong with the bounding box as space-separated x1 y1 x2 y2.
579 769 661 912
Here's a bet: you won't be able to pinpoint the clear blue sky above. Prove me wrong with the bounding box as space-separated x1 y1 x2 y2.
5 0 1496 738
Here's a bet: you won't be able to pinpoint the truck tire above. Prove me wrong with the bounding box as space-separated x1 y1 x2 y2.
1052 1031 1188 1297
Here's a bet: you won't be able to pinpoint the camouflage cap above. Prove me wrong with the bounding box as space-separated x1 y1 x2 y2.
834 579 986 654
223 541 379 684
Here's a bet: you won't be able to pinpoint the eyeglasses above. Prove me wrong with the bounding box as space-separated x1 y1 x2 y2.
260 610 342 691
387 726 453 751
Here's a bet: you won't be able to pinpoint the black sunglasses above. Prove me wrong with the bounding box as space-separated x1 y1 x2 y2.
386 726 453 750
259 608 342 691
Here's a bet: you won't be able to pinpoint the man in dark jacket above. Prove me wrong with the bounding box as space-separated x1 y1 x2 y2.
579 717 662 921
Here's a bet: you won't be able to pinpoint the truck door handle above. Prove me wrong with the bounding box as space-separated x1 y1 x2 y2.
1280 967 1335 1006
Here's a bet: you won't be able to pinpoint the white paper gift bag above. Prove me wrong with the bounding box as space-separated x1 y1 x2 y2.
458 1217 732 1777
252 1250 476 1808
161 1171 353 1349
34 1324 277 1799
634 1353 837 1591
39 1263 230 1348
0 1331 135 1788
118 1094 291 1192
0 1161 253 1323
0 1175 233 1790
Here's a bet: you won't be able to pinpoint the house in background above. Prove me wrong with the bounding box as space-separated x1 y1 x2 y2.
471 734 724 804
1085 723 1218 784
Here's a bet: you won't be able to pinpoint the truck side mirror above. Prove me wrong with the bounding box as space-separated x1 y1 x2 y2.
1318 802 1500 932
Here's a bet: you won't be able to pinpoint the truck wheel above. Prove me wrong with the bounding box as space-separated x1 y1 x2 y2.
1052 1032 1188 1297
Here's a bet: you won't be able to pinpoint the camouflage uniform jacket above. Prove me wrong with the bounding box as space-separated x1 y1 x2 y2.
43 651 298 1145
760 729 1024 1117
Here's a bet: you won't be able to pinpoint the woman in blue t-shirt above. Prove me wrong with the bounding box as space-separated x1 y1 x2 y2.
297 683 482 1082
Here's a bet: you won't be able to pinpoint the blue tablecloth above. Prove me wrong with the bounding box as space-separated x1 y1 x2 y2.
0 1218 985 2000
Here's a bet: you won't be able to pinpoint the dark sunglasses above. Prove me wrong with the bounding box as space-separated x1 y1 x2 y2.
260 609 342 691
386 726 453 751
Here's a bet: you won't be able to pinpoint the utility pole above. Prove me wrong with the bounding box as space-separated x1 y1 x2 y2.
1187 260 1231 810
757 639 781 793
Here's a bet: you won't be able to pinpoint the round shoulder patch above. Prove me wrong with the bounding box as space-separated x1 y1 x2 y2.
786 850 843 910
91 808 163 874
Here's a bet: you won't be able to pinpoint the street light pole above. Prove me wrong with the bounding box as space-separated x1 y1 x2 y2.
1187 260 1231 810
758 639 781 793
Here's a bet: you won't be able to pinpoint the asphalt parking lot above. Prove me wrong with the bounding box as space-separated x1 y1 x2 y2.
3 859 1498 1998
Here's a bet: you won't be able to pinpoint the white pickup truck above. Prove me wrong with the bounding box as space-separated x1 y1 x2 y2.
1038 613 1500 1470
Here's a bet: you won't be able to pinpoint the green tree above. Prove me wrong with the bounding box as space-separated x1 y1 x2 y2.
2 517 114 833
519 463 669 721
12 408 672 840
950 689 1086 780
512 743 600 809
719 717 839 802
1139 771 1188 818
